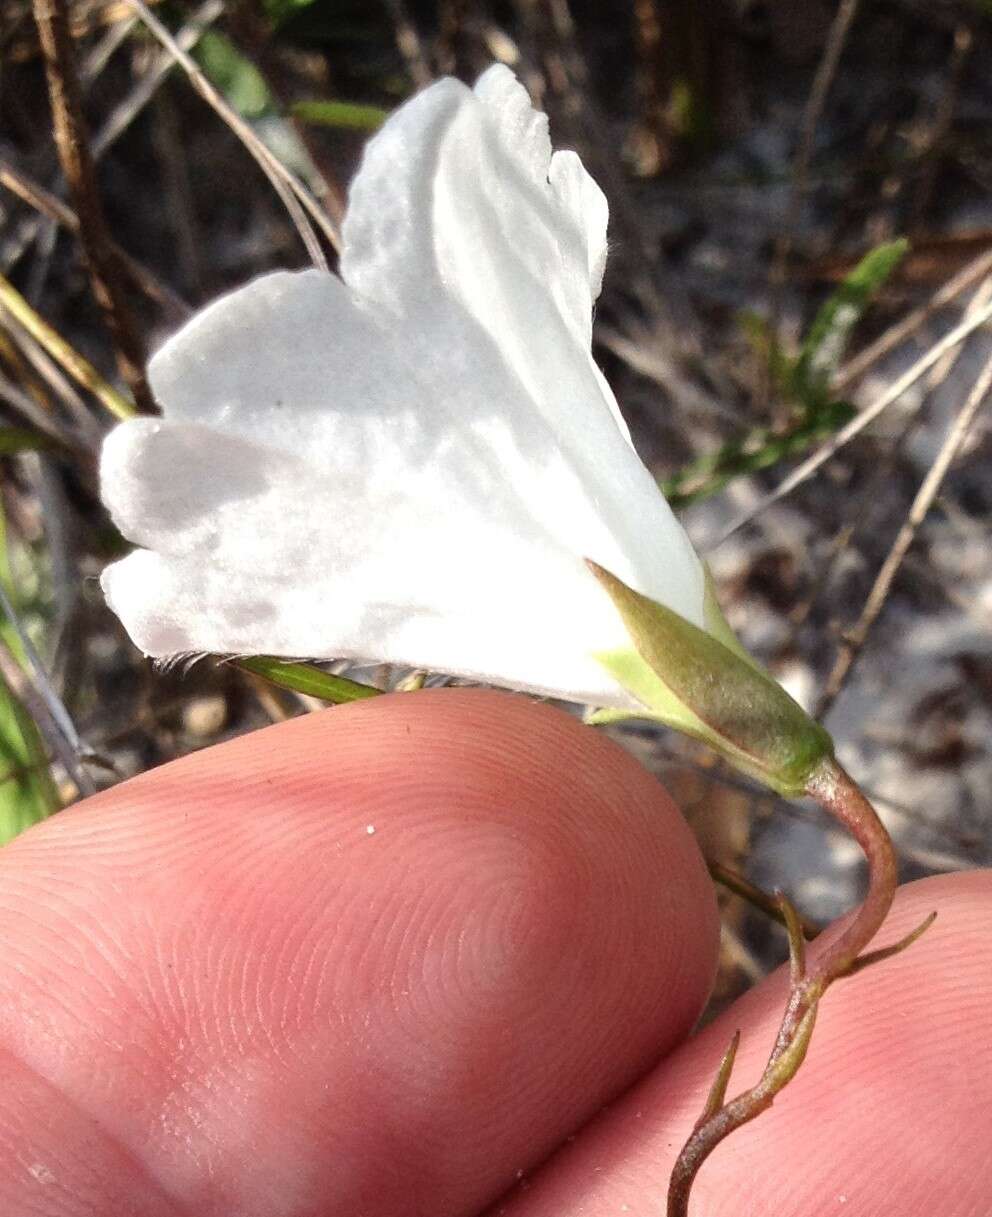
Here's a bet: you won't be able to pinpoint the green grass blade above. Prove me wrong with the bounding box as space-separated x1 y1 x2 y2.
0 427 57 456
291 99 388 131
667 240 906 509
264 0 320 25
194 30 276 119
238 657 382 702
739 309 795 397
0 673 60 844
0 493 62 840
663 400 855 509
796 238 908 394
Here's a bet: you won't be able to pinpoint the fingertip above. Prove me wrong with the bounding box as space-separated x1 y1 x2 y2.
496 870 992 1217
0 688 718 1217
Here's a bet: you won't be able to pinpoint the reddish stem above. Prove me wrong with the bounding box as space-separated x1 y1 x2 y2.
667 755 898 1216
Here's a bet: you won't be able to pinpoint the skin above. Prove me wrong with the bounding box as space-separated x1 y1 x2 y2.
0 688 986 1216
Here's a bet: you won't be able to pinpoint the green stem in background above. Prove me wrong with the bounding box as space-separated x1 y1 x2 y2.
668 758 933 1216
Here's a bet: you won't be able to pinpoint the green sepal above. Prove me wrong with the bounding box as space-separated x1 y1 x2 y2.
587 562 833 796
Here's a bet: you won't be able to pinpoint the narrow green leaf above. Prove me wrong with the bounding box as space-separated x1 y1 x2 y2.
700 1029 740 1122
193 31 276 119
0 497 59 842
662 240 903 509
0 427 57 456
663 400 856 509
291 99 388 132
0 673 59 844
0 498 28 665
739 310 794 395
0 493 49 666
796 238 908 394
238 656 382 703
263 0 319 25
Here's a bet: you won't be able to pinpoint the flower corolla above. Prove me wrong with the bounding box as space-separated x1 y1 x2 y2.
100 65 710 711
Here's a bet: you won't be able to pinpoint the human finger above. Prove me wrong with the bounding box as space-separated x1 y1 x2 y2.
493 871 991 1216
0 688 719 1217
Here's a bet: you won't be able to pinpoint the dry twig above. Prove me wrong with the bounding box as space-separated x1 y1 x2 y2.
32 0 154 410
817 345 992 716
769 0 861 309
123 0 338 265
0 157 191 319
836 247 992 391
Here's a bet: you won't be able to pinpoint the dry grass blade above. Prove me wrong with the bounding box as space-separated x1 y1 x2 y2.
32 0 155 411
122 0 339 265
781 274 992 676
0 314 106 451
78 8 138 83
708 860 820 940
714 296 992 545
817 345 992 717
91 0 224 159
0 578 91 775
0 157 191 319
383 0 434 88
596 322 728 422
0 370 80 452
769 0 861 300
923 274 992 394
0 272 136 421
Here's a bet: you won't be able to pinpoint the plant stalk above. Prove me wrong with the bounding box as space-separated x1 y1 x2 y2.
32 0 154 412
668 755 901 1215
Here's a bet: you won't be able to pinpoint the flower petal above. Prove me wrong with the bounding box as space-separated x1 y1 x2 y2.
101 543 641 709
105 69 708 707
101 418 327 569
142 259 702 624
338 67 704 625
340 67 606 414
100 413 641 704
146 270 389 453
547 148 609 300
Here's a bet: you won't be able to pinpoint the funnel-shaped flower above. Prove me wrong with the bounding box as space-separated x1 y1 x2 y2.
101 65 709 711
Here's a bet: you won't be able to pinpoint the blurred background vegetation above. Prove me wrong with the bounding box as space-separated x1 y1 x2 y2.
2 0 991 1002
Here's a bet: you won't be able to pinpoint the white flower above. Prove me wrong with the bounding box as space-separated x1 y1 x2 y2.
100 65 706 711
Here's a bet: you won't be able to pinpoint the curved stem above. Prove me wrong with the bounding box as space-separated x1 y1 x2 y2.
804 757 898 970
768 756 898 1060
668 756 900 1216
